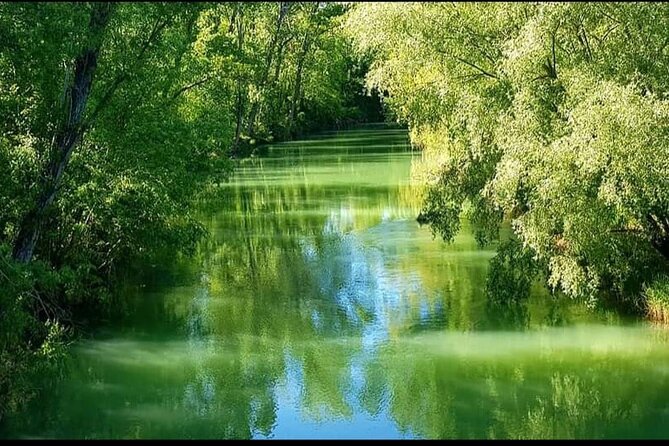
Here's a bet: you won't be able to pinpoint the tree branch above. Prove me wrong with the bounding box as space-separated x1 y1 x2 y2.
453 55 498 79
171 75 213 100
86 16 172 124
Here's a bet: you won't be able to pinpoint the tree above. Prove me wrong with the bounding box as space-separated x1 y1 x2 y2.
0 2 379 419
11 2 113 263
346 2 669 305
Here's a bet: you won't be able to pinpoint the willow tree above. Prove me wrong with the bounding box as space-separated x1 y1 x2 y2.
346 2 669 305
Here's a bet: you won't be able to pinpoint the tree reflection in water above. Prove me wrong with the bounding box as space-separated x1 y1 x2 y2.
3 128 669 439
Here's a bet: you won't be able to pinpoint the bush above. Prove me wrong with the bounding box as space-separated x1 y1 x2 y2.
644 278 669 324
0 246 69 420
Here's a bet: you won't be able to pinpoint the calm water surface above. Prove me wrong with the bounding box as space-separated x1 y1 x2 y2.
3 127 669 439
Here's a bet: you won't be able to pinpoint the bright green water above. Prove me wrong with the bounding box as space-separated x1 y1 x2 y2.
3 127 669 439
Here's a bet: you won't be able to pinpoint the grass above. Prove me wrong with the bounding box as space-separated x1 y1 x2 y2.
645 277 669 324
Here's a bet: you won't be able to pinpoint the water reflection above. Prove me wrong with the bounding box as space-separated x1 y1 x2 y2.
3 127 669 439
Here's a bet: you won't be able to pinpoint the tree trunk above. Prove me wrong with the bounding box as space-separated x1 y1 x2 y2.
245 2 289 137
12 3 113 263
648 214 669 261
232 4 246 155
269 35 293 93
287 33 312 136
287 3 320 136
232 81 245 155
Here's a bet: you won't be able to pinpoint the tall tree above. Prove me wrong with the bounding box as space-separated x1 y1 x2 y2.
12 2 113 263
287 2 321 136
231 2 247 153
346 2 669 303
245 1 290 137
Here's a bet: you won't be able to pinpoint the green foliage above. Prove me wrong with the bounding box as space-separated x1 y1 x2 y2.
0 247 69 420
486 238 540 305
0 2 378 420
644 277 669 323
217 2 379 143
347 2 669 305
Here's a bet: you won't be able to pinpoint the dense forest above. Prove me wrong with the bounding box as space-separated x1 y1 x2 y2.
0 1 378 419
1 1 669 433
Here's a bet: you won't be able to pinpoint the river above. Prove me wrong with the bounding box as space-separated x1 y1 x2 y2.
3 126 669 439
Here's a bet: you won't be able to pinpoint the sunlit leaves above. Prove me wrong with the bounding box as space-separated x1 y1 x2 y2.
348 2 669 303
